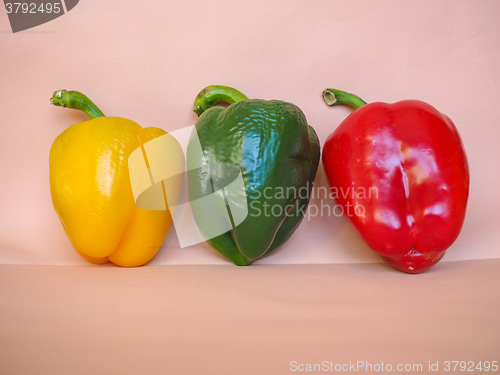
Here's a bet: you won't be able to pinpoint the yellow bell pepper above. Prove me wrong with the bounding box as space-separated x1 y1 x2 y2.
49 90 181 267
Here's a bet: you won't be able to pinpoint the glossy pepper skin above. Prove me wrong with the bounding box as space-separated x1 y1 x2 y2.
49 90 175 267
189 86 320 265
322 89 469 273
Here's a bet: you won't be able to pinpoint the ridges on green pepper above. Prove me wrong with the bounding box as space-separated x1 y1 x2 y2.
188 85 320 266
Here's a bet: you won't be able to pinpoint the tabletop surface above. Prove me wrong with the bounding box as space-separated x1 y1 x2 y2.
1 259 499 375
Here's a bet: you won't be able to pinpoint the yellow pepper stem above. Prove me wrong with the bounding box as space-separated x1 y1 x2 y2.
50 90 105 119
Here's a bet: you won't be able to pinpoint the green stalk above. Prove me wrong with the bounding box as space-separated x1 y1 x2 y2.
193 85 249 116
50 90 105 119
323 89 367 109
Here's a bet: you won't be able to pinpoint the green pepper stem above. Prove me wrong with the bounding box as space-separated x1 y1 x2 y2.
323 89 367 109
193 85 249 116
50 90 105 119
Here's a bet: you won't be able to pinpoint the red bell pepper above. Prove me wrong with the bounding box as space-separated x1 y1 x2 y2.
322 89 469 273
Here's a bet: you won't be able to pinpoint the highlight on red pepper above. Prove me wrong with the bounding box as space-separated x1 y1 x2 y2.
321 88 469 273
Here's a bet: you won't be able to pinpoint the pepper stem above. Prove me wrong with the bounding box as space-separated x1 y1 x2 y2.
193 85 249 116
50 90 105 119
323 89 367 109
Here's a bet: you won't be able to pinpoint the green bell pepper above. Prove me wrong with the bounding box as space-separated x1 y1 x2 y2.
188 85 320 265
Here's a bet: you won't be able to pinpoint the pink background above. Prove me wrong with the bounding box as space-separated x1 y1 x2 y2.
1 0 500 266
1 2 500 374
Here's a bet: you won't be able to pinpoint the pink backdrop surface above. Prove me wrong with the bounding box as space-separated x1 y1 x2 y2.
1 2 500 374
1 0 500 266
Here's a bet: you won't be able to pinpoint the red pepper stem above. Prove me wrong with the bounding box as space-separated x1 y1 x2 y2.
323 89 367 109
50 90 105 119
193 85 249 116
